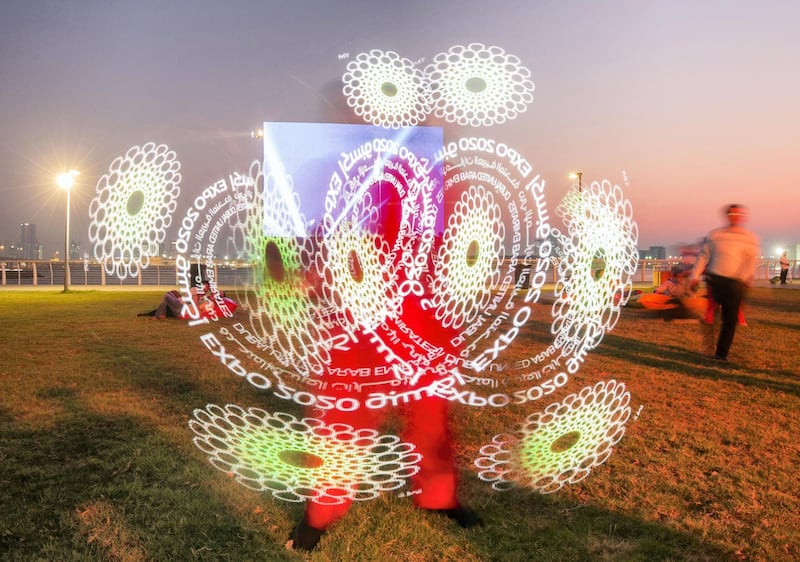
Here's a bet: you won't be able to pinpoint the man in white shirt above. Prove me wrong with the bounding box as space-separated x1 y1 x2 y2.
691 204 760 361
779 251 790 285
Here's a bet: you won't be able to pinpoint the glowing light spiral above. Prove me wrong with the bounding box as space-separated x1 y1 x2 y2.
432 184 504 329
88 142 181 278
426 43 535 127
551 180 639 373
342 50 431 129
318 223 398 331
190 405 421 504
474 380 631 493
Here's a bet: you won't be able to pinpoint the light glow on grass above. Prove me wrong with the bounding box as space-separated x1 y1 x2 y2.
474 380 631 493
189 405 421 504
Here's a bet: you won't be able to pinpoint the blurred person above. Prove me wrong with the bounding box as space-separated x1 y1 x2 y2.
703 294 746 327
288 198 480 552
139 281 236 320
779 251 790 285
288 304 481 551
690 204 760 361
654 264 694 298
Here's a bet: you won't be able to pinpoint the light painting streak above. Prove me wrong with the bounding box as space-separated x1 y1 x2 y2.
551 180 640 374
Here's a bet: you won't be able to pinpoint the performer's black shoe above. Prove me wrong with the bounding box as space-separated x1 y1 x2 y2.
432 506 484 528
287 517 325 551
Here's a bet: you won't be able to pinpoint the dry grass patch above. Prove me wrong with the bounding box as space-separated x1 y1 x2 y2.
75 501 148 561
1 288 798 561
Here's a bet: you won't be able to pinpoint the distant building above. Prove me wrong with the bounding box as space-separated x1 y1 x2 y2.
20 223 42 259
69 241 82 260
639 246 666 260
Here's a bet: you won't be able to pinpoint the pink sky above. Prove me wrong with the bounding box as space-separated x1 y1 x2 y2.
1 0 797 258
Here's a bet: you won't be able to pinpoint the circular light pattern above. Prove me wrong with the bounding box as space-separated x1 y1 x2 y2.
317 223 397 331
189 404 421 504
551 181 639 374
407 137 558 408
474 380 631 493
343 50 431 128
173 134 637 414
432 184 504 329
426 43 535 127
88 142 181 278
233 164 332 377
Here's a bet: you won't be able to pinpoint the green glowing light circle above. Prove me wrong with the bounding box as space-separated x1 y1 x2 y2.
551 180 639 374
229 164 332 379
427 43 534 127
343 49 431 128
432 184 504 330
190 405 422 504
474 380 632 493
126 190 145 216
465 76 487 93
381 82 398 97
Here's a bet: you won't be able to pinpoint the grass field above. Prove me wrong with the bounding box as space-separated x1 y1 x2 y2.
1 288 798 561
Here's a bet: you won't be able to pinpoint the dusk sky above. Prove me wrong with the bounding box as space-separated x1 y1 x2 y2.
1 0 798 258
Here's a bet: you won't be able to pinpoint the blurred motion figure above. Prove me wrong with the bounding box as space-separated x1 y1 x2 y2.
690 204 759 361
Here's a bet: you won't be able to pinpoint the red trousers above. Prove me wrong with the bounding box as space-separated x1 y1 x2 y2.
305 392 459 530
304 318 460 530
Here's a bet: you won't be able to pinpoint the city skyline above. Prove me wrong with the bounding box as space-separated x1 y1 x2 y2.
1 1 798 259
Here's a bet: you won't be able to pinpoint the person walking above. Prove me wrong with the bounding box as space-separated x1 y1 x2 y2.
690 204 760 361
779 251 790 285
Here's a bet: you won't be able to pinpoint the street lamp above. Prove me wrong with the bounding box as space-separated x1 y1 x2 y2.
57 169 79 292
569 171 583 192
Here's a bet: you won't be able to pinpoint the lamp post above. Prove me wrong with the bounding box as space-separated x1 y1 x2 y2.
569 171 583 192
57 170 79 292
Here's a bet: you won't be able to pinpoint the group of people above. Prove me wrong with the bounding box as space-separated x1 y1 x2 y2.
140 203 763 552
292 202 765 549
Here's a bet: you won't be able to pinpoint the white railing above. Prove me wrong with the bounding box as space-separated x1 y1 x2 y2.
0 258 796 287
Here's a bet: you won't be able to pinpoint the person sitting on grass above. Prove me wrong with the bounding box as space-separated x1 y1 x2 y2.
138 282 236 320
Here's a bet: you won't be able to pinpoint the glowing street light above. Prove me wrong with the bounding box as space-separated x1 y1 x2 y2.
569 171 583 192
57 169 79 292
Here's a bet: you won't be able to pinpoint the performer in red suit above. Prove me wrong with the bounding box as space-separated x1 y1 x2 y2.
289 193 481 551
